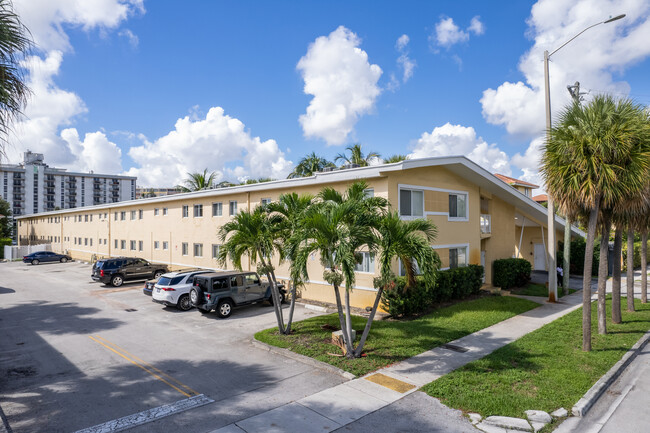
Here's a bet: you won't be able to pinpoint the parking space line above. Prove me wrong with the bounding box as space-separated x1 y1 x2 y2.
88 335 199 397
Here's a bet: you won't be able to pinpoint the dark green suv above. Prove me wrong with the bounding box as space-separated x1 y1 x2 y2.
189 271 286 318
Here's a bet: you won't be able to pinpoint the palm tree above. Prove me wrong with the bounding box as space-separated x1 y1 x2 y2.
218 207 289 334
177 169 217 192
383 154 409 164
0 1 32 154
335 144 380 167
288 152 335 178
541 96 650 351
353 212 441 357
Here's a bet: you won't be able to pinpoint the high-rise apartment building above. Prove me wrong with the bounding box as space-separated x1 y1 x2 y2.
0 151 136 216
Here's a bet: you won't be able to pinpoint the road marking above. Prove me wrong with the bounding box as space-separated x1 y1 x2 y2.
88 335 199 397
73 394 214 433
364 373 416 393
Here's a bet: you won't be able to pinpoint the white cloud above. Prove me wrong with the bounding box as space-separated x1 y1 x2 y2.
61 129 123 173
396 34 410 51
119 29 139 48
511 137 545 195
126 107 293 187
396 34 416 83
297 26 382 146
469 16 485 35
409 123 511 175
481 0 650 138
14 0 144 52
434 17 469 48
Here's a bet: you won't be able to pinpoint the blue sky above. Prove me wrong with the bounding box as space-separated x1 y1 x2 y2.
9 0 650 191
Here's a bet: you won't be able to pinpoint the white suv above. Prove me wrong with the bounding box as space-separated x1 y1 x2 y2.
152 269 212 311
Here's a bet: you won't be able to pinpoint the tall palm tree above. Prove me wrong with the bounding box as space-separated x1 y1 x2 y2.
288 152 335 178
383 154 409 164
335 144 380 167
0 0 32 154
353 212 441 357
541 96 650 351
177 169 217 192
290 181 387 357
218 207 289 333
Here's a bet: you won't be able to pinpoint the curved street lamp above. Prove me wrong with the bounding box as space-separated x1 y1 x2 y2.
543 14 625 302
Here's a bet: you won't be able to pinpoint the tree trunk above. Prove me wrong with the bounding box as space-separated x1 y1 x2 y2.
332 283 354 355
269 267 287 333
612 228 623 324
285 280 297 334
627 228 635 312
582 200 599 352
563 216 571 296
344 289 355 358
597 217 610 335
642 230 647 304
259 253 285 334
354 285 384 358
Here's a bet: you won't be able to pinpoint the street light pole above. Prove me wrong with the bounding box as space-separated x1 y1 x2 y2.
542 14 625 303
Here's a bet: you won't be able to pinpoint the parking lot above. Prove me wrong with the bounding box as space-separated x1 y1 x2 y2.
0 260 345 432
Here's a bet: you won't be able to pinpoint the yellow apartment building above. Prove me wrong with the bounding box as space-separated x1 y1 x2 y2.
15 156 582 309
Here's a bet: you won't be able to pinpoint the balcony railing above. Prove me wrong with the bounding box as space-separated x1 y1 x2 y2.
480 214 491 234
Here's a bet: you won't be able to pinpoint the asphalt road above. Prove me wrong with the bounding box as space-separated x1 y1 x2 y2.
0 260 345 432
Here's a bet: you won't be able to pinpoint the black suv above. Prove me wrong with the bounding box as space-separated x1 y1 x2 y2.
92 257 169 287
190 271 286 318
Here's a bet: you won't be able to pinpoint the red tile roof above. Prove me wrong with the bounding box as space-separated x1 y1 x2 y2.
494 173 540 189
532 194 548 202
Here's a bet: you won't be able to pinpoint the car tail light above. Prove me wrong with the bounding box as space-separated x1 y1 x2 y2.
100 270 104 277
161 287 175 291
206 293 211 299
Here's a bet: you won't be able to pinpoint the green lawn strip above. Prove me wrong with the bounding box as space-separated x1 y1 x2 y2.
255 296 538 377
422 297 650 418
511 283 576 298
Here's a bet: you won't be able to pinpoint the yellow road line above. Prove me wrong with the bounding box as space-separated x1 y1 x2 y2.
88 335 198 397
92 335 199 396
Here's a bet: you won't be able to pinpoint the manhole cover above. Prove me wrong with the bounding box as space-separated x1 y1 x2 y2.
441 343 469 353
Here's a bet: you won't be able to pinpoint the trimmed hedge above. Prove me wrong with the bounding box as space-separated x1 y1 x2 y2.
0 238 11 259
492 258 531 290
380 265 484 317
557 237 600 276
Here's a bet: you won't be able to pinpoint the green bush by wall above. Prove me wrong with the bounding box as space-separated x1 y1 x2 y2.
0 238 11 259
492 258 531 290
380 265 484 317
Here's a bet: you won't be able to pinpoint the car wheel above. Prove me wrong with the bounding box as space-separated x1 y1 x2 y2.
60 257 68 263
31 259 39 265
154 270 164 279
111 275 124 287
269 292 285 306
177 294 192 311
216 299 233 318
189 288 201 305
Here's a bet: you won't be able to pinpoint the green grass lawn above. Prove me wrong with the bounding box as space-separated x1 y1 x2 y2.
511 283 576 298
255 296 538 377
422 298 650 418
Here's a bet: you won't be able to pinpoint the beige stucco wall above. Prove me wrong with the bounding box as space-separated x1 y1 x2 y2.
481 195 515 284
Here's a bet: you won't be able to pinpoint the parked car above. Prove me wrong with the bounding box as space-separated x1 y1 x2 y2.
23 251 71 265
189 271 286 318
142 278 159 296
152 269 212 310
91 257 168 287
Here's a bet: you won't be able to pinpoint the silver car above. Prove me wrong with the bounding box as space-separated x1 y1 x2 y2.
151 269 212 311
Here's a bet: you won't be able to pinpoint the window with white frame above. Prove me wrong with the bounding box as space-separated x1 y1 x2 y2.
212 244 221 259
154 208 159 216
114 239 118 249
154 241 160 249
229 200 237 216
120 240 126 249
399 258 420 276
193 243 203 257
139 209 143 219
399 189 424 217
182 242 188 256
449 193 468 219
130 240 136 250
261 198 271 206
120 211 126 221
130 210 136 220
364 188 374 198
162 241 168 250
138 240 143 251
449 246 467 268
212 202 222 217
163 207 168 216
354 252 375 273
182 205 189 218
193 204 203 217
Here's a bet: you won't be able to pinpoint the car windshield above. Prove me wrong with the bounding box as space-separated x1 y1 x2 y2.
158 276 184 286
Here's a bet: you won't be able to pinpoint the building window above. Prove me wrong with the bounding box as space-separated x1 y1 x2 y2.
154 241 160 249
449 246 467 269
354 252 375 273
182 205 189 218
90 215 93 222
131 210 136 220
212 202 222 217
162 241 168 250
193 204 203 217
115 239 118 249
138 240 143 251
399 189 424 217
90 238 93 246
229 201 237 216
162 208 168 216
114 212 118 220
449 193 468 220
130 240 136 250
119 240 125 249
261 198 271 206
84 215 88 222
212 244 221 259
194 243 203 257
154 208 159 216
138 209 143 219
364 188 374 198
120 211 126 221
182 242 188 256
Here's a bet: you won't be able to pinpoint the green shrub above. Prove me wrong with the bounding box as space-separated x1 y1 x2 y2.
380 265 484 317
622 240 650 271
0 238 11 259
492 258 531 290
558 237 600 276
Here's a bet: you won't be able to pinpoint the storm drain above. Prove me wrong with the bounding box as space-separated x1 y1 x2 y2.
441 343 469 353
124 308 137 312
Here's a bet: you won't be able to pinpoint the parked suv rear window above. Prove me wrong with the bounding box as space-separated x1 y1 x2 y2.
158 276 184 286
211 277 229 292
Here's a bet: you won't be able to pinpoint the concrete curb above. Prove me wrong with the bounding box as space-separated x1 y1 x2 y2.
294 301 336 313
251 338 356 380
572 328 650 417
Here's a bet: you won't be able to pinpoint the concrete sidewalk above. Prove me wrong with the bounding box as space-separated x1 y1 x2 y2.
210 282 600 433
